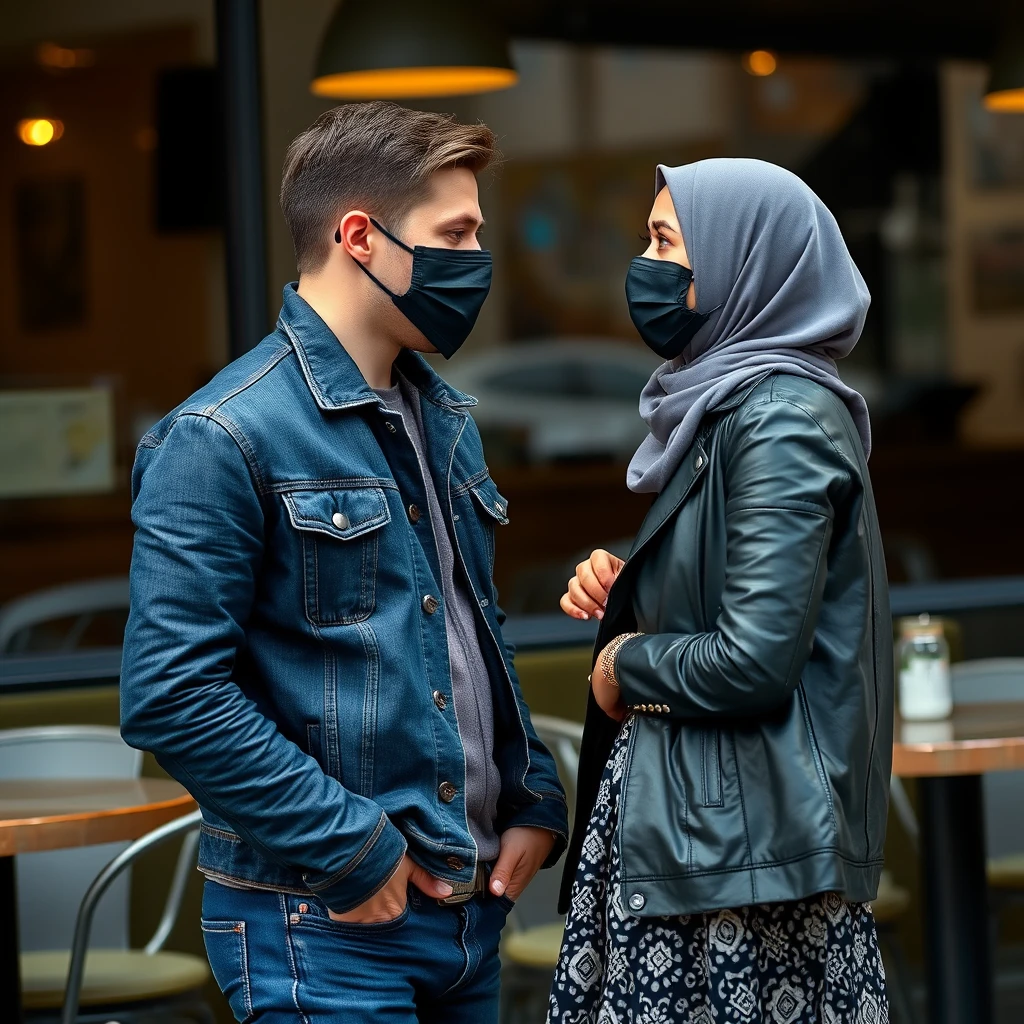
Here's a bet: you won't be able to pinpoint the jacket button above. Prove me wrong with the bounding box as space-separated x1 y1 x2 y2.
438 782 457 803
407 504 422 524
629 893 646 911
385 421 397 434
432 690 448 711
422 594 440 615
446 855 464 871
332 512 349 529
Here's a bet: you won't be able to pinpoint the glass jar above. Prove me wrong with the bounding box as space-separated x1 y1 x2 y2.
897 614 953 721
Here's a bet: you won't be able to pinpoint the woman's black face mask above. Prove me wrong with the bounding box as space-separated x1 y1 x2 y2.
349 218 492 359
625 257 715 360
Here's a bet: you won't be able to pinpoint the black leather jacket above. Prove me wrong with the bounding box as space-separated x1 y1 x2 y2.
560 373 893 917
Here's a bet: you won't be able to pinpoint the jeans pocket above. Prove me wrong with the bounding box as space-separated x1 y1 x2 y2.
294 894 412 936
496 893 517 915
202 919 253 1022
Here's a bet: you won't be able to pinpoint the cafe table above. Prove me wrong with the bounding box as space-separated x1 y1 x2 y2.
0 777 197 1024
892 703 1024 1024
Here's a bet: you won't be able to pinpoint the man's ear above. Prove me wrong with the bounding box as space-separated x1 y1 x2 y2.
337 211 373 263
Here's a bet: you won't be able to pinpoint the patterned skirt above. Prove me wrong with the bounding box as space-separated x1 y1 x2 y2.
547 717 890 1024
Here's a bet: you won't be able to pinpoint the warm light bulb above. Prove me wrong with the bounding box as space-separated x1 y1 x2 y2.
17 118 65 146
743 50 778 77
984 89 1024 113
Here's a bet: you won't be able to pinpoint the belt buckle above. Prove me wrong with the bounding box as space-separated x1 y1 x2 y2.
436 864 486 906
437 889 475 906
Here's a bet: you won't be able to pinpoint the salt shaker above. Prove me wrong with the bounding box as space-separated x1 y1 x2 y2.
897 614 953 721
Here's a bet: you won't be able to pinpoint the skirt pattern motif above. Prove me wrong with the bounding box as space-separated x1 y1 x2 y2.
547 717 889 1024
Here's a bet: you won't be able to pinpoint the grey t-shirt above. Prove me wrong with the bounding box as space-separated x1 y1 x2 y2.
375 377 501 863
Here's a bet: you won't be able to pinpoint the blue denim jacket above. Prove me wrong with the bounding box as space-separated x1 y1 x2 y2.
120 284 568 913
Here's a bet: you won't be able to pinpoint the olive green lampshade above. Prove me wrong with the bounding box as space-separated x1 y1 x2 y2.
312 0 518 99
985 22 1024 112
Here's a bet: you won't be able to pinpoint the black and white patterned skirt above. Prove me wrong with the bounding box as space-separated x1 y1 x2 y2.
548 717 889 1024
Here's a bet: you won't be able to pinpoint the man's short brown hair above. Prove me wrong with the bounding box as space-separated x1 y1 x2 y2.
280 101 497 274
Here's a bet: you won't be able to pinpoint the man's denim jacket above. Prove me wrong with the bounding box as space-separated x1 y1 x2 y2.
120 284 569 913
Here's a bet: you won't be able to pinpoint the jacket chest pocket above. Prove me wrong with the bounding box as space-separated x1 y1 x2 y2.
281 486 391 626
467 476 509 575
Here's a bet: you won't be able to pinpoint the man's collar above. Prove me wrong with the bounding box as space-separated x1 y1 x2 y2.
278 282 477 412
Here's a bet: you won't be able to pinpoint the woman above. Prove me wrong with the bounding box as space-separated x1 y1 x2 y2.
548 159 893 1024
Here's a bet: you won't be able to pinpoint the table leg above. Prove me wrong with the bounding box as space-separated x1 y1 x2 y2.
918 774 993 1024
0 855 22 1024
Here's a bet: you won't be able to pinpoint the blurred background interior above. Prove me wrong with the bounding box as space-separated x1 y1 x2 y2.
2 1 1024 1022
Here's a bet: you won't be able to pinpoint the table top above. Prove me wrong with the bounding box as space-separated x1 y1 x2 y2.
0 778 196 856
892 702 1024 777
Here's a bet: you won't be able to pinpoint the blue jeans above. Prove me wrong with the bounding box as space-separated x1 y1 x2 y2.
201 879 513 1023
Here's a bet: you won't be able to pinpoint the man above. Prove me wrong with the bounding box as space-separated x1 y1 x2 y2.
121 102 568 1023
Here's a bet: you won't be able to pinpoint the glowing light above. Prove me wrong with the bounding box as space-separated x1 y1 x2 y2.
17 118 65 146
743 50 778 77
984 88 1024 113
311 66 518 99
37 42 95 69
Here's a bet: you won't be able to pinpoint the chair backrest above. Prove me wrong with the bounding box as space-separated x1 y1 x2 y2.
530 714 583 830
951 659 1024 859
0 577 130 653
0 726 142 952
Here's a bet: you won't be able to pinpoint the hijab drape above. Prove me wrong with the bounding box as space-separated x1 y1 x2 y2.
627 158 872 494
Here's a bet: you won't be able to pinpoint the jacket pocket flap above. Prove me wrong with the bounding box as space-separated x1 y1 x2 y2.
282 486 391 540
469 478 509 525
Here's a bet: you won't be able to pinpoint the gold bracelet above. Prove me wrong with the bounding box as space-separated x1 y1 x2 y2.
600 632 644 688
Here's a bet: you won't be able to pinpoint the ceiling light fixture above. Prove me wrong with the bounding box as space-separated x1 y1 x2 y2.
985 18 1024 112
743 50 778 77
312 0 517 99
17 118 64 146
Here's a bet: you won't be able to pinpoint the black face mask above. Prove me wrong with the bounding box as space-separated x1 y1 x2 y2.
350 218 492 359
625 256 716 360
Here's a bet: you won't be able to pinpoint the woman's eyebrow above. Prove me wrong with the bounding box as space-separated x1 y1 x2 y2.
649 218 679 236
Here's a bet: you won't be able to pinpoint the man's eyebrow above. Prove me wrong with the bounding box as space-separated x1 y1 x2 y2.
440 214 485 230
649 218 679 235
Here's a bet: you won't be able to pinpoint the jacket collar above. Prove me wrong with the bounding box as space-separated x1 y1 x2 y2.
277 283 477 412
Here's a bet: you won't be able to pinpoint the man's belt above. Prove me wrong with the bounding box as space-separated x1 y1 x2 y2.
436 863 489 905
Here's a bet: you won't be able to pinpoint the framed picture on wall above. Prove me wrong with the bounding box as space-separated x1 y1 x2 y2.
970 227 1024 314
966 91 1024 190
15 177 88 330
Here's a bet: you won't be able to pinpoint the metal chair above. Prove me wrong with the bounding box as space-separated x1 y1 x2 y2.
0 578 130 653
0 726 209 1022
500 714 582 1024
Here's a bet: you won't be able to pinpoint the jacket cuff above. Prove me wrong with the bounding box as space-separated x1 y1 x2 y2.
615 633 686 715
501 791 570 868
301 813 408 914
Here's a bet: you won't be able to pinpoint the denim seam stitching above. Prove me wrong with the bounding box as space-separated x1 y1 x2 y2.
279 892 312 1024
303 812 388 890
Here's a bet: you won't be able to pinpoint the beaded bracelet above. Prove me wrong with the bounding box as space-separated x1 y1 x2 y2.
599 632 645 688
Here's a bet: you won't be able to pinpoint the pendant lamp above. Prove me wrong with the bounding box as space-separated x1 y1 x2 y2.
985 19 1024 112
312 0 518 99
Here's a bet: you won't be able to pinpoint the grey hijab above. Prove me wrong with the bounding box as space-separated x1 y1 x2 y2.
627 158 872 494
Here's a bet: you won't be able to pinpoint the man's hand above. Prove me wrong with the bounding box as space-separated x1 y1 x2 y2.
488 826 557 903
328 854 453 924
560 549 625 621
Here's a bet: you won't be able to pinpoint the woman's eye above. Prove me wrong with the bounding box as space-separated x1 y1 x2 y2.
658 235 671 249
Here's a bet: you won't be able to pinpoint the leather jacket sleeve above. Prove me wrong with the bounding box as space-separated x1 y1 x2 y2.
615 397 854 719
120 413 407 913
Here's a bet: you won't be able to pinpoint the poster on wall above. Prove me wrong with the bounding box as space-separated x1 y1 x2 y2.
0 387 114 499
15 178 88 330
